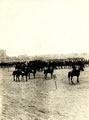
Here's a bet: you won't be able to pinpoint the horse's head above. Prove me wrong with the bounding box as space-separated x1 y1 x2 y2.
79 66 84 71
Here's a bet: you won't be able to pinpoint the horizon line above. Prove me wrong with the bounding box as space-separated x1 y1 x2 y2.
6 52 89 57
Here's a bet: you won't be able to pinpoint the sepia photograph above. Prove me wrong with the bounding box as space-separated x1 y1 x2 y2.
0 0 89 120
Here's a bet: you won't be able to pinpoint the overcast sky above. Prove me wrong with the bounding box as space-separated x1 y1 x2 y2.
0 0 89 56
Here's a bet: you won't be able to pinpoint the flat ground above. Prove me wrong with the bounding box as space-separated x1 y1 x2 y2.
0 67 89 120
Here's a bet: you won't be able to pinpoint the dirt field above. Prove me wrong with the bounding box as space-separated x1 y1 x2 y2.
0 67 89 120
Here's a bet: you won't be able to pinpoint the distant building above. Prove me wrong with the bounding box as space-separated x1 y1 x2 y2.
0 49 6 58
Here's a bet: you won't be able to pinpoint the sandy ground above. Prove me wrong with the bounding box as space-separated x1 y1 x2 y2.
0 67 89 120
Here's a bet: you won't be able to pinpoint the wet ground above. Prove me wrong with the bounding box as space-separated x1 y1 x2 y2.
0 67 89 120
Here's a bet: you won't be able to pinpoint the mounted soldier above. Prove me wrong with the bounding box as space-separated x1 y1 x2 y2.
72 64 76 73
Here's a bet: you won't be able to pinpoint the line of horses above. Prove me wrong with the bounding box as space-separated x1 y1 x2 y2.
13 68 54 82
12 62 84 84
13 62 54 82
13 69 36 82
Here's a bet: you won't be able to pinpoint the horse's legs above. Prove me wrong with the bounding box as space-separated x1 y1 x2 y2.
29 73 30 79
16 75 17 82
77 76 79 83
16 75 19 82
68 72 71 84
33 73 35 79
26 75 27 81
51 73 53 79
71 76 74 84
13 75 15 81
68 77 70 84
45 74 47 79
22 75 24 81
18 75 20 82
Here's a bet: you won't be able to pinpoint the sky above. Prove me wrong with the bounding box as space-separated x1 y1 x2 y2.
0 0 89 56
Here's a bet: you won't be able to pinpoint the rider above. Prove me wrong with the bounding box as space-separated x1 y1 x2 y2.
72 64 76 72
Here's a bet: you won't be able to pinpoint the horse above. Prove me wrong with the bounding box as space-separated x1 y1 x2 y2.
44 67 54 79
21 70 28 81
68 66 84 84
27 67 36 79
13 69 28 82
12 70 22 82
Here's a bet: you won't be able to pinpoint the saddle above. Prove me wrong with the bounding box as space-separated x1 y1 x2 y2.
72 70 77 75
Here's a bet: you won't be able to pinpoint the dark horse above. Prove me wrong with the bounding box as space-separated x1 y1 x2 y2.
44 67 54 79
13 70 21 82
68 66 84 84
27 67 36 79
21 70 28 81
12 69 28 82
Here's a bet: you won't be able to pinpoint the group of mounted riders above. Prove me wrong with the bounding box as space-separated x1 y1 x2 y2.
13 62 36 81
13 61 84 83
13 61 54 81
